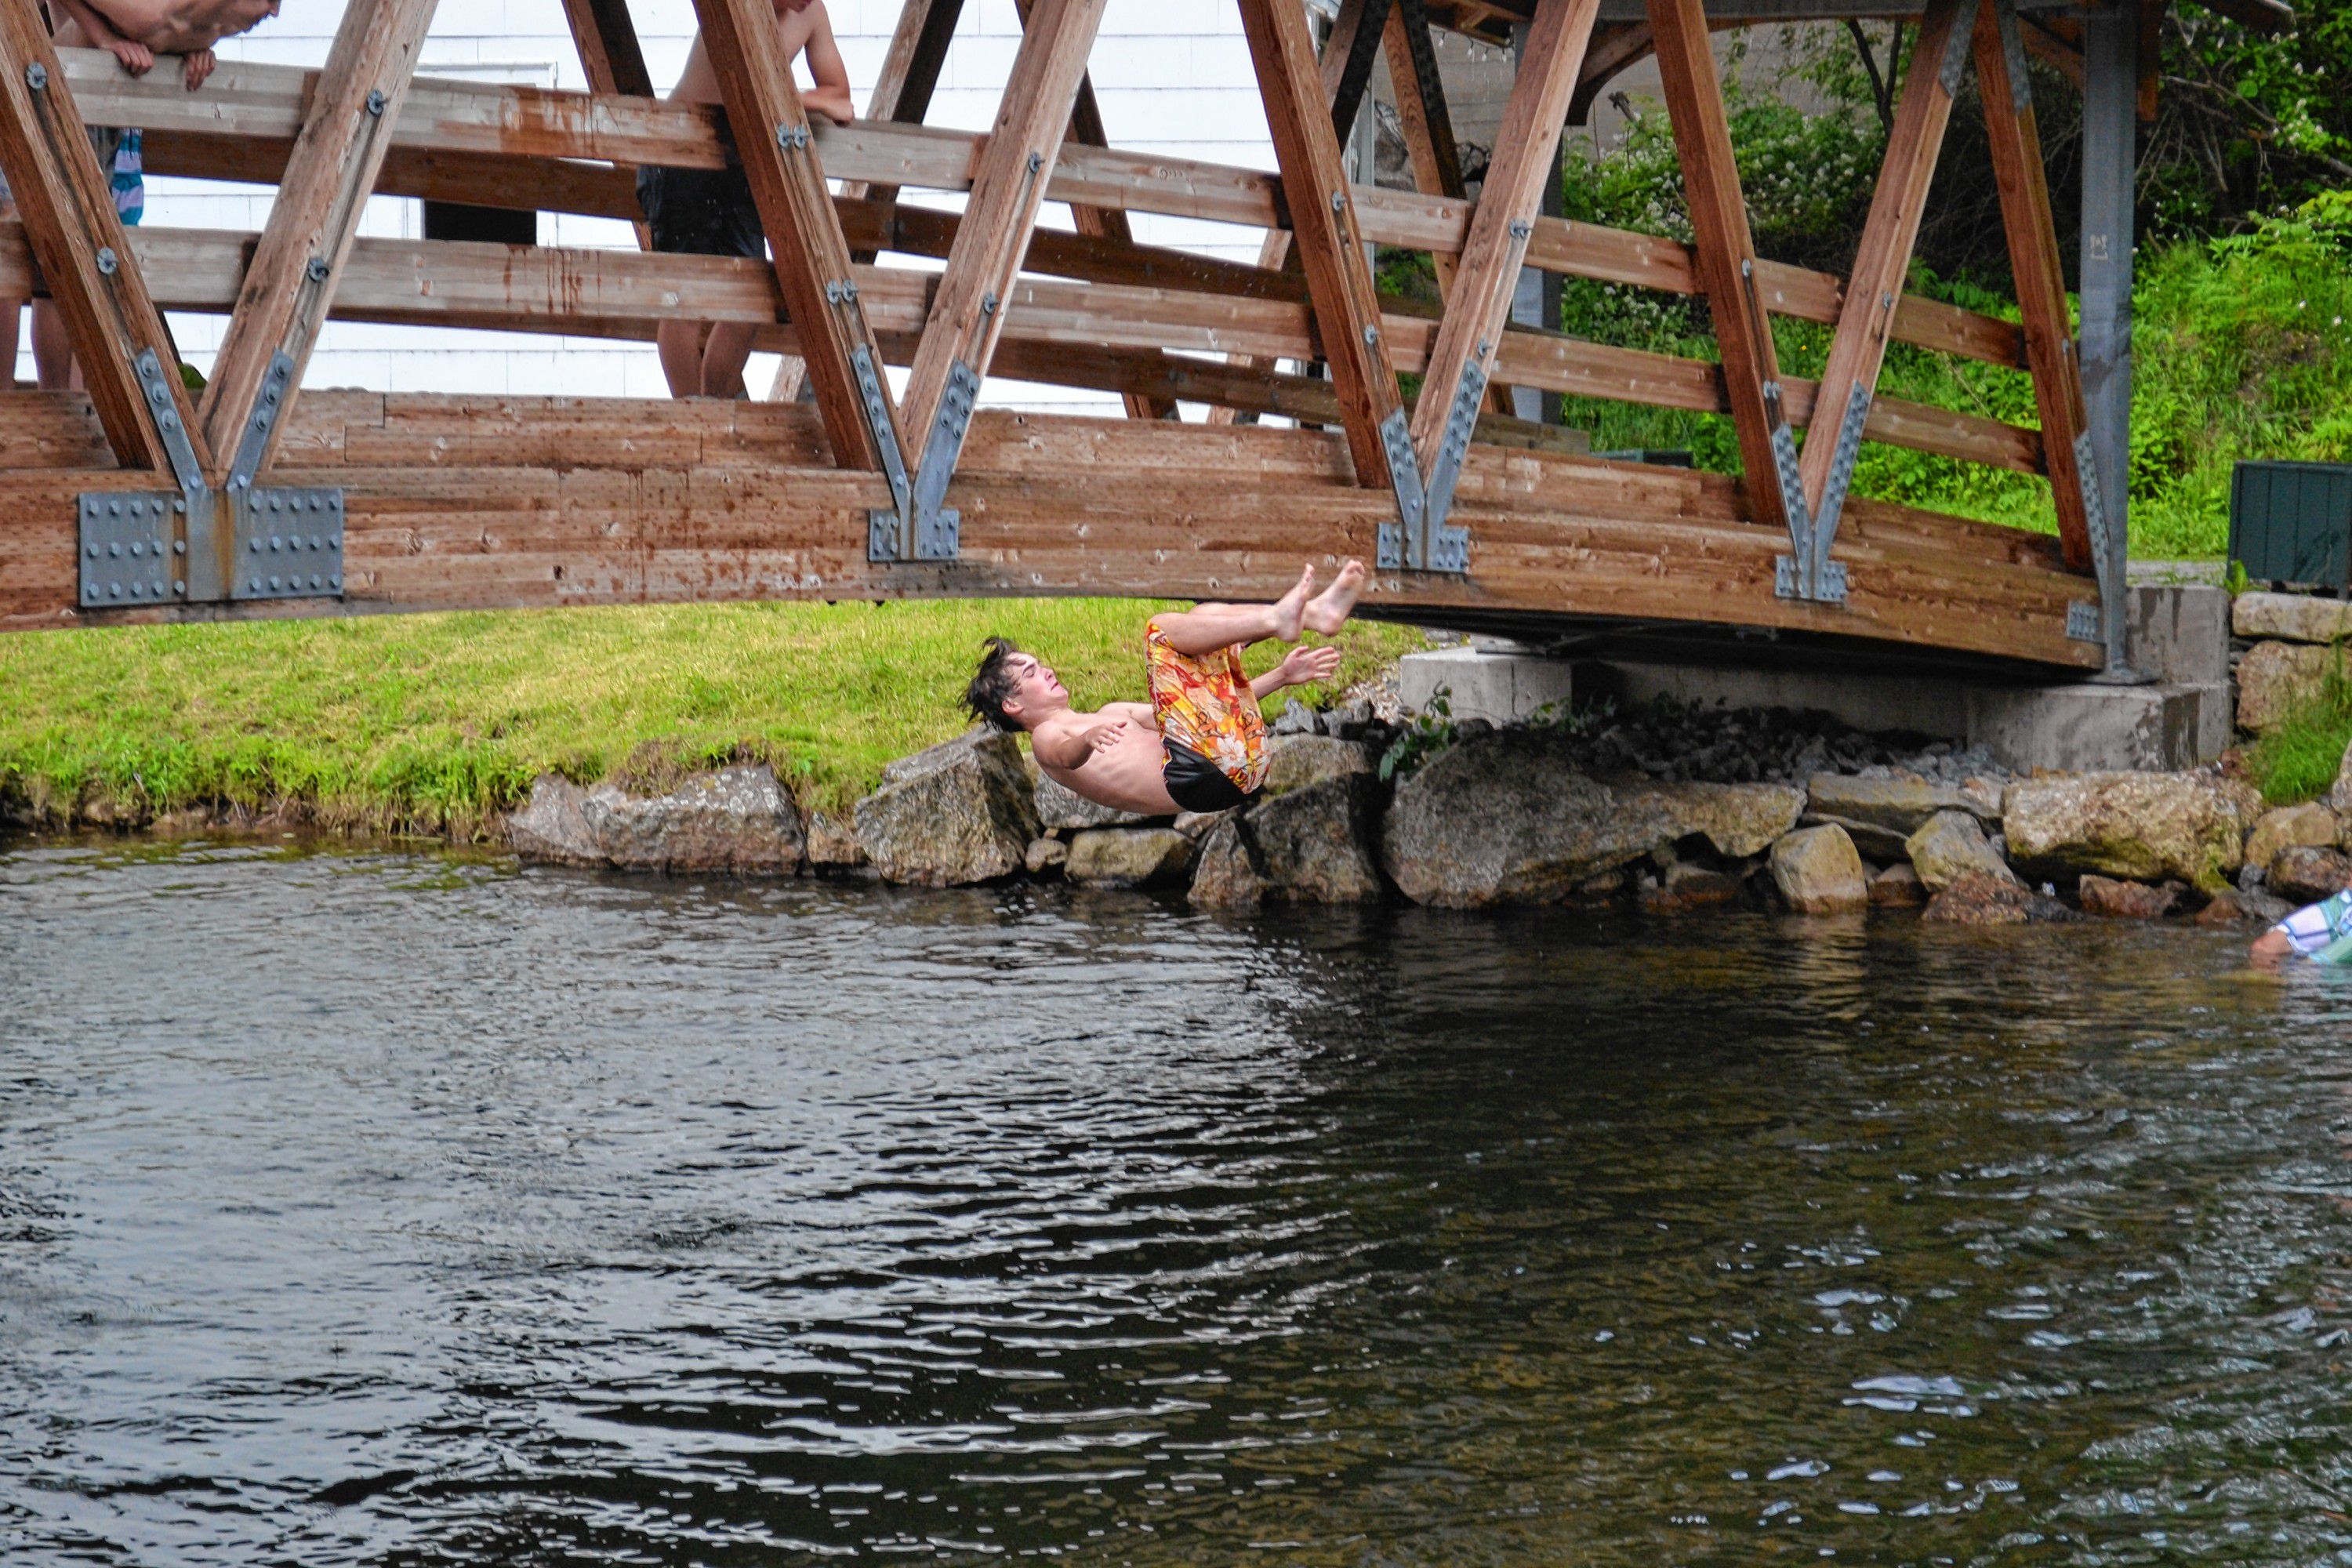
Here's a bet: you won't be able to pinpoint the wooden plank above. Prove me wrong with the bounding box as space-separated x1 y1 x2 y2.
1407 0 1599 488
690 0 907 477
200 0 442 483
561 0 655 99
1796 0 1967 521
1236 0 1414 495
0 17 201 475
898 0 1109 481
1645 0 1791 539
1974 0 2096 572
1011 0 1172 419
68 47 2030 372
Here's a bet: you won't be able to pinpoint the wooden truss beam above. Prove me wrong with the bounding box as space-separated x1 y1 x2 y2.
1013 0 1174 419
895 0 1109 556
1646 0 1797 553
0 16 201 477
689 0 909 485
1406 0 1599 563
72 50 2030 372
1975 0 2097 575
1238 0 1421 535
1792 0 1969 595
200 0 441 486
561 0 655 98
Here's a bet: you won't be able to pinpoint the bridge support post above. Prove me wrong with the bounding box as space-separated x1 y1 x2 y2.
2081 0 2138 676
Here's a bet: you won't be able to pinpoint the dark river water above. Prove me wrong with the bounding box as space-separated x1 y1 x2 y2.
7 840 2352 1565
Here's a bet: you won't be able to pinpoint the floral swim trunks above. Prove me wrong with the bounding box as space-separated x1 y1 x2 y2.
1145 618 1268 813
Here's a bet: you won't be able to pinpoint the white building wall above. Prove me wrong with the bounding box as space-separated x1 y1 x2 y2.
114 0 1283 412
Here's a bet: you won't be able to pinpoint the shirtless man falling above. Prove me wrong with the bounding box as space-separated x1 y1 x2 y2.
964 563 1370 817
641 0 852 398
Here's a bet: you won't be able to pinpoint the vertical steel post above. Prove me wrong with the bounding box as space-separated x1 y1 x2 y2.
2081 0 2136 672
1507 20 1565 426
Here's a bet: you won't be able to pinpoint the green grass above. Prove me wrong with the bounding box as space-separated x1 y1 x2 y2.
2250 659 2352 806
0 600 1425 835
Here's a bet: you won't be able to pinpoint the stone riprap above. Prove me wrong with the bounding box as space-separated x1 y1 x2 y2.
2236 641 2346 735
492 693 2340 935
2234 591 2352 644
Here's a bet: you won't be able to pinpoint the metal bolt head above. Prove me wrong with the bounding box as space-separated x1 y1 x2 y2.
1026 150 1043 173
26 63 47 90
1361 325 1377 346
307 257 329 282
1330 190 1347 213
980 292 998 317
365 89 387 116
95 248 118 277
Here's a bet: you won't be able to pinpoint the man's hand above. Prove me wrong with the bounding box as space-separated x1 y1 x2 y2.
1275 644 1342 688
103 36 154 74
1080 718 1134 757
183 48 216 90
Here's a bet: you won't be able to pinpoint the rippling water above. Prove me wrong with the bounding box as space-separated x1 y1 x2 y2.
6 840 2352 1564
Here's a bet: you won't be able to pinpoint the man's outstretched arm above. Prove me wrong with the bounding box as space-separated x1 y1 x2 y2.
1250 645 1341 701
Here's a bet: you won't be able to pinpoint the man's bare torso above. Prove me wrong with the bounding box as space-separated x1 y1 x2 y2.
669 11 822 107
1032 707 1181 817
77 0 276 56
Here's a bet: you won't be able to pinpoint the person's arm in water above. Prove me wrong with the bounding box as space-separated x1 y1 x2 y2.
1250 644 1341 701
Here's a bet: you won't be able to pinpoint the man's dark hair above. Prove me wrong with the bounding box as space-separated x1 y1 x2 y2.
964 636 1026 731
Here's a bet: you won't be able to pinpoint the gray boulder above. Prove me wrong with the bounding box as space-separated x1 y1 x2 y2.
1188 818 1269 909
1904 809 2016 892
855 731 1040 886
1248 777 1383 902
2270 844 2352 905
2234 590 2352 644
1923 870 2080 925
1065 827 1195 889
2245 801 2338 870
801 808 866 869
1806 773 2000 858
2004 771 2258 891
1379 729 1802 908
579 763 805 875
1769 824 1867 914
2331 739 2352 820
1025 837 1068 877
1261 734 1373 797
507 774 603 866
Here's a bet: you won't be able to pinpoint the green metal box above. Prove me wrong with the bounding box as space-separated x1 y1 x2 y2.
2231 459 2352 588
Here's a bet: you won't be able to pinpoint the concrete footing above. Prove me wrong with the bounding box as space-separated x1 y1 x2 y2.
1396 584 2237 775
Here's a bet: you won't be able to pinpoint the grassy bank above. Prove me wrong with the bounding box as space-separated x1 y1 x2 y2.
0 600 1425 836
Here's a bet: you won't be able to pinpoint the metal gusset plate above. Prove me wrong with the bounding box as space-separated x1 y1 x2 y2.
2067 601 2102 642
1936 0 1978 95
1417 355 1488 568
1767 419 1813 600
1376 521 1404 572
227 350 296 492
78 492 183 608
230 487 346 601
898 359 978 563
1806 382 1873 593
1377 407 1428 571
1428 522 1469 575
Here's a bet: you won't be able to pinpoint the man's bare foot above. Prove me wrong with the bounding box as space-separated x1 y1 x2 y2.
1302 558 1367 635
1272 564 1315 643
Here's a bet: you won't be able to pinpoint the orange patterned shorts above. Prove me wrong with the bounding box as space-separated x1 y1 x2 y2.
1145 619 1269 797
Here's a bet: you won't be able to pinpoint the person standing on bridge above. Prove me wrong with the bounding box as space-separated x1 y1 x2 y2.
964 561 1370 817
641 0 853 400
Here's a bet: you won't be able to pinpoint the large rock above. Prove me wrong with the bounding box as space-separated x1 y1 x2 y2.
2331 739 2352 820
1904 809 2017 892
1641 865 1745 915
2236 641 2346 733
2270 844 2352 905
855 731 1040 886
507 774 603 866
1247 778 1383 902
1923 870 2080 925
1065 827 1194 889
1024 837 1068 877
1806 774 2002 859
2245 801 2339 871
1377 730 1802 907
1769 824 1867 914
1035 771 1156 830
1869 862 1927 908
1188 819 1268 909
1261 734 1374 797
2234 591 2352 644
2003 771 2259 891
2078 874 2180 920
802 809 866 869
578 764 805 875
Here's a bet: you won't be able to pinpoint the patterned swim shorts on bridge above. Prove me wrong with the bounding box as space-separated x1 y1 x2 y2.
1145 618 1268 813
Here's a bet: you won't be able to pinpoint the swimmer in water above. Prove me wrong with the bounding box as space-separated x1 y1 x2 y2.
2251 888 2352 967
963 561 1369 818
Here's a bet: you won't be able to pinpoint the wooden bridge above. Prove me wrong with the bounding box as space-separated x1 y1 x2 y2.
0 0 2262 671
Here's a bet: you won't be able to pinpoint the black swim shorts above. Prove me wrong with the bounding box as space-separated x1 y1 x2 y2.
1163 739 1261 815
635 164 768 260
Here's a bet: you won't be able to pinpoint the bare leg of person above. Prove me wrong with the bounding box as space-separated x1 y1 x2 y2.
699 321 759 398
656 319 708 398
1302 558 1368 635
1154 565 1316 656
